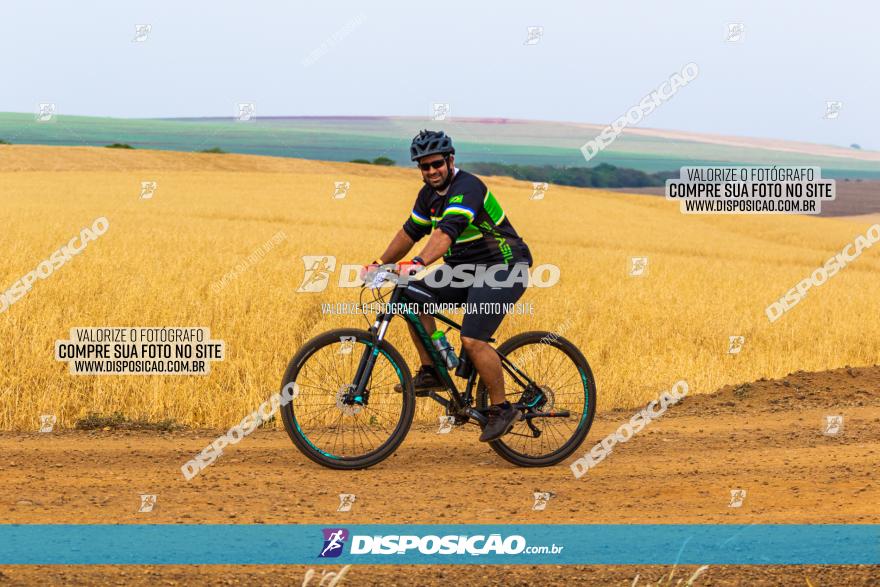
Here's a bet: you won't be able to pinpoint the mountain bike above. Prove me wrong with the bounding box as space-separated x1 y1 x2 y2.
280 265 596 469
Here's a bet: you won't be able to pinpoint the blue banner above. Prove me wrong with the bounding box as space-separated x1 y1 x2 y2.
0 524 876 565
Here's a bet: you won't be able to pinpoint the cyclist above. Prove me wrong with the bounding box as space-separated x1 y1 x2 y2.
364 129 533 442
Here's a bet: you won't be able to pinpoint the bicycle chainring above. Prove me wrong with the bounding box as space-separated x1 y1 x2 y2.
445 403 470 426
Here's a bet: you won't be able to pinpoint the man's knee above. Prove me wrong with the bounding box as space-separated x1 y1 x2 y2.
460 336 487 353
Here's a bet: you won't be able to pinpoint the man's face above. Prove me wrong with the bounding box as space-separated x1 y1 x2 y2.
418 154 453 189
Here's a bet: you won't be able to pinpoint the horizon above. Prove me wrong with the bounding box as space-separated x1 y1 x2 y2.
2 1 877 149
1 111 875 154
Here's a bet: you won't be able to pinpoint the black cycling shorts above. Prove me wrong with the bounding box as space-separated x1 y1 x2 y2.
405 263 528 341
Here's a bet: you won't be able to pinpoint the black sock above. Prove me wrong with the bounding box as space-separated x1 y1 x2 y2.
492 400 510 408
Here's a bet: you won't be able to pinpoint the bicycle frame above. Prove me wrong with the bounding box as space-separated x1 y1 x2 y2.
347 275 551 426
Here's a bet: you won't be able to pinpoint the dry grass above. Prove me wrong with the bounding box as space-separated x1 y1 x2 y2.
1 145 879 431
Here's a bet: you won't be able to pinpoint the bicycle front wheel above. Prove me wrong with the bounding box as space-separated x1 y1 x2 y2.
280 328 414 469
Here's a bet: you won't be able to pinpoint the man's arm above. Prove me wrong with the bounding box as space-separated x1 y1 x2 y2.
377 229 416 264
375 229 452 267
413 231 452 265
433 176 484 260
381 189 432 264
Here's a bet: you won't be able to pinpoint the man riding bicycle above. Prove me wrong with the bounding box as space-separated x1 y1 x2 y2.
364 130 533 442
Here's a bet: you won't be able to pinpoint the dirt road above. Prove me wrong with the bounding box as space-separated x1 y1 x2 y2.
1 365 878 585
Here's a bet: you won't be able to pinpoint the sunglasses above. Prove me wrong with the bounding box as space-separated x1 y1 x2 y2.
418 157 448 171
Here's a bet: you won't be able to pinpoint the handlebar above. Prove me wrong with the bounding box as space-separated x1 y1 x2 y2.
360 263 422 290
362 267 398 290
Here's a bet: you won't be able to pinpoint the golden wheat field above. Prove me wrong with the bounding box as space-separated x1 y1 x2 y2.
1 144 879 431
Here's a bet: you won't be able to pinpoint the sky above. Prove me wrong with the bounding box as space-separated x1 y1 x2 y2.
3 0 877 149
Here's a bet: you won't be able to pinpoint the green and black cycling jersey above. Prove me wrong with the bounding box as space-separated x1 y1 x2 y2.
402 169 533 267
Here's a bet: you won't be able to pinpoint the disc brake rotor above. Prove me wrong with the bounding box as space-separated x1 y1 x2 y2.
521 384 555 411
335 384 364 416
539 385 556 411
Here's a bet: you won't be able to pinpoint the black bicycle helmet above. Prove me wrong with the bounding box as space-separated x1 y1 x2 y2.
410 129 455 161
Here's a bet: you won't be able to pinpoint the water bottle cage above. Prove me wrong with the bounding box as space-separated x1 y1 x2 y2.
431 332 459 371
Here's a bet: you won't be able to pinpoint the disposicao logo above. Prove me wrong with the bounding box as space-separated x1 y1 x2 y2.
319 528 349 558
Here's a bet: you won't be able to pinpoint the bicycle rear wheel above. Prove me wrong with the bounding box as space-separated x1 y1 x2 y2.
280 328 414 469
477 331 596 467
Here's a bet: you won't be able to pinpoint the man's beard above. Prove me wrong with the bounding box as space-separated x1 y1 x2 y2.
424 161 454 190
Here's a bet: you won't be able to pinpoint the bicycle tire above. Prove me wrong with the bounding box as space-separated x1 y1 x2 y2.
476 331 596 467
280 328 415 470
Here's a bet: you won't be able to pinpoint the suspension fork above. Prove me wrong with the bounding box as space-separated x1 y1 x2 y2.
350 311 392 400
350 285 405 400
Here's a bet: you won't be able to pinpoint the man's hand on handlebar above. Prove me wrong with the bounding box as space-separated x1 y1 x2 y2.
358 259 384 282
359 258 425 283
397 257 425 276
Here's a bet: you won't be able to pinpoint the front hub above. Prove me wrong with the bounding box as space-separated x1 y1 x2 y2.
336 384 364 416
